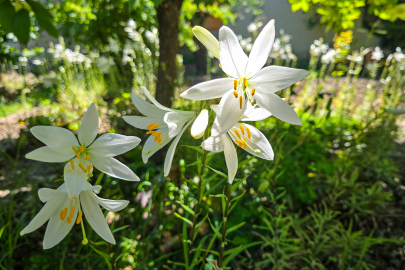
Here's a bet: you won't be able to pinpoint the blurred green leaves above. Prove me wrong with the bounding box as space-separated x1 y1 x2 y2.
0 0 58 44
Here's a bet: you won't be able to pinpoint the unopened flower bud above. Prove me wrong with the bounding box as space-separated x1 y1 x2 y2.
191 109 209 139
192 26 220 59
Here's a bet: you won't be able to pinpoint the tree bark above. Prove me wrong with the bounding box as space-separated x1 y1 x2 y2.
156 0 184 108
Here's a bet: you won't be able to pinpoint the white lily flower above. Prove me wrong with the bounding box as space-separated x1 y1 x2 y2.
123 87 196 176
191 109 209 139
182 20 309 135
20 179 129 249
202 103 273 183
26 103 141 199
192 26 220 59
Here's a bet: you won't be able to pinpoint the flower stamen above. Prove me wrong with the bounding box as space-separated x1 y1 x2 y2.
239 125 245 135
79 163 87 173
72 147 80 159
233 91 238 98
246 127 251 139
152 131 163 143
70 206 75 218
243 77 247 89
234 129 241 140
85 154 90 160
251 88 255 96
69 160 75 170
234 80 237 90
239 96 242 109
79 146 84 153
87 165 93 171
76 211 83 224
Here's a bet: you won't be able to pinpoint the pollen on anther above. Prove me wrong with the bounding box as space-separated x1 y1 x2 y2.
85 154 90 160
76 211 83 224
88 165 93 171
70 160 75 170
239 125 245 135
72 147 80 159
79 163 87 173
246 127 251 138
251 88 256 96
70 206 75 218
233 91 238 98
243 77 247 89
234 129 241 140
233 80 237 90
60 210 65 220
79 146 84 153
239 96 242 109
67 217 72 224
147 123 159 130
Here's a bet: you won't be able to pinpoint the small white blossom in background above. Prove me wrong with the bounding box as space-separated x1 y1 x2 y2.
393 47 404 62
105 37 121 54
371 47 384 61
18 57 28 66
321 49 336 64
145 27 159 44
97 56 114 73
247 21 263 33
32 59 44 66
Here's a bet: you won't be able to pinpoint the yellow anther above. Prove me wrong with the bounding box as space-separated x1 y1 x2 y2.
76 211 83 224
67 217 72 224
243 137 247 142
79 163 87 173
243 77 247 89
70 206 75 218
234 80 237 90
251 88 256 96
82 238 88 245
239 96 242 109
72 196 77 200
72 147 80 159
87 165 93 171
239 125 245 135
233 91 238 98
147 123 159 130
246 127 251 139
152 131 163 143
235 139 247 149
70 160 75 170
234 129 241 140
79 146 84 153
85 154 90 160
60 210 65 220
146 130 156 135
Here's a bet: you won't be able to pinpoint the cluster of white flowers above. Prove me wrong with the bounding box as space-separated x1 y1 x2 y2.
48 44 92 66
268 29 295 60
96 56 115 73
394 47 405 62
310 38 329 57
21 19 310 249
371 47 384 61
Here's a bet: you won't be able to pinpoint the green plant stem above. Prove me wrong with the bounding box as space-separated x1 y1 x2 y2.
188 150 208 262
108 243 116 270
219 182 232 267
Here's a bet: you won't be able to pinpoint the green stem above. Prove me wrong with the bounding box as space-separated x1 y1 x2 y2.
188 150 208 262
218 182 232 267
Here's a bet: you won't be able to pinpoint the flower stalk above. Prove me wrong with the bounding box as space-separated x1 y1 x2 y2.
219 182 232 267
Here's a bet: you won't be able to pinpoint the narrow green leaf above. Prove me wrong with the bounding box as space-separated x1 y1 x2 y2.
206 165 227 179
176 201 195 215
0 223 8 240
174 213 193 226
207 217 222 239
12 9 30 44
112 225 130 234
90 245 112 269
222 241 261 266
128 0 135 12
226 222 245 233
183 145 204 154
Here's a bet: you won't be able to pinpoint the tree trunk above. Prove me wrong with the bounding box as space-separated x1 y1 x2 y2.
156 0 184 108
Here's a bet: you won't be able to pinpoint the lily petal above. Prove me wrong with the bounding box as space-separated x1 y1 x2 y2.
80 191 115 244
30 126 79 154
180 78 234 100
255 92 302 125
164 111 194 138
201 135 225 152
211 90 246 137
241 103 272 121
90 192 129 212
249 66 310 94
20 196 66 236
245 20 275 78
25 146 75 163
89 133 141 158
223 135 238 183
140 86 172 112
78 103 99 147
193 26 220 59
131 90 167 118
142 128 171 163
43 196 77 249
122 115 165 130
89 156 139 181
229 123 274 160
64 158 92 199
219 26 248 78
164 120 193 176
38 188 66 203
